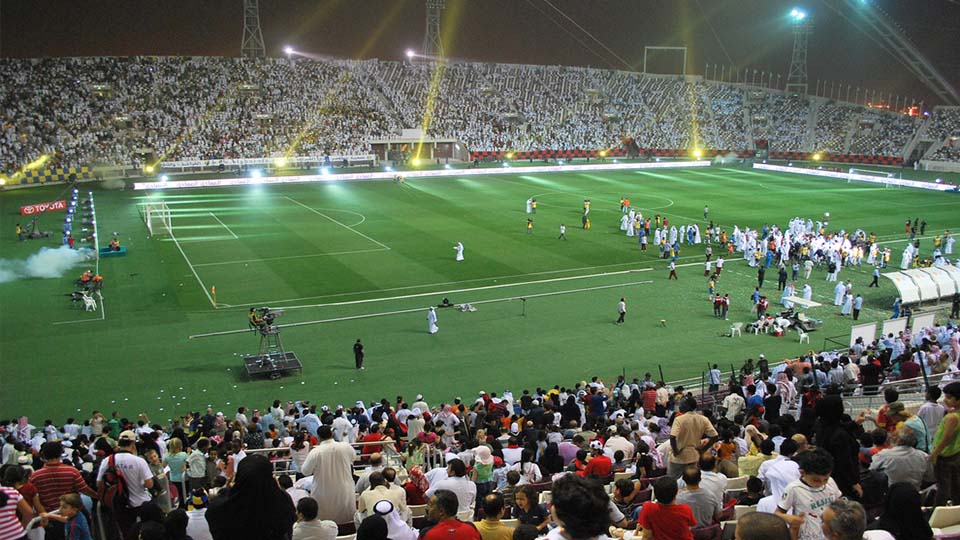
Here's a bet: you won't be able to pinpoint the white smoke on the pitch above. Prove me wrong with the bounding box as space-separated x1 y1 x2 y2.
712 152 741 165
0 245 91 284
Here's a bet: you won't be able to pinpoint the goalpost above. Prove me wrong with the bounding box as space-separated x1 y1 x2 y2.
848 167 901 188
143 202 172 235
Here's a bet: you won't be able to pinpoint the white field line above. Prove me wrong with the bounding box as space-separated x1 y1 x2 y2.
193 247 389 267
273 267 654 310
285 196 390 250
209 212 239 239
52 291 107 325
170 227 217 308
188 279 654 339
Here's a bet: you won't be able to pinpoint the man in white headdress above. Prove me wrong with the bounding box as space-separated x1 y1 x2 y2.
900 247 912 270
802 283 813 301
454 242 464 262
427 308 439 334
619 213 630 231
833 281 845 306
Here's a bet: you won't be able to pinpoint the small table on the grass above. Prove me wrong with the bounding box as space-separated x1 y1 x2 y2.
784 296 823 309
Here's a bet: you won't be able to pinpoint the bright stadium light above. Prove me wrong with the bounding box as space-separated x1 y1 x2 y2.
693 149 703 159
250 169 263 179
160 175 169 182
411 157 421 167
444 164 452 169
790 8 807 21
320 167 331 176
812 153 822 161
385 166 394 172
144 165 155 173
284 46 294 56
405 49 416 59
505 152 514 159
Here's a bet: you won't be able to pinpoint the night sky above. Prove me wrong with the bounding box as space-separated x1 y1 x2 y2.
1 0 957 105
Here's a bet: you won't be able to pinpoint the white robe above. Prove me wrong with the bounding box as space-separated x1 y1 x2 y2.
626 220 635 237
525 199 532 214
693 225 701 244
301 439 357 522
427 309 439 334
455 243 464 262
900 250 912 270
840 294 853 315
946 237 955 255
802 285 813 301
833 282 845 306
620 214 630 231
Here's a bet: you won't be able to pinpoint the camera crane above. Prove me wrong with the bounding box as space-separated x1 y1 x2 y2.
243 307 302 380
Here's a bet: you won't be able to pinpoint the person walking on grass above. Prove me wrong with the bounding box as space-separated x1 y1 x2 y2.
558 224 566 240
616 298 626 325
354 339 365 370
668 260 678 280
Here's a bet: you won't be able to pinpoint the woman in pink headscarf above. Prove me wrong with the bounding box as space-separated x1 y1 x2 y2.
403 466 429 505
949 331 960 365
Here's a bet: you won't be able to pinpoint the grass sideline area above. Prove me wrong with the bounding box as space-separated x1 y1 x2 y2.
2 163 959 422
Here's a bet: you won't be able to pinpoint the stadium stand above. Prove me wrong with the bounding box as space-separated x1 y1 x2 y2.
3 317 959 539
4 57 960 179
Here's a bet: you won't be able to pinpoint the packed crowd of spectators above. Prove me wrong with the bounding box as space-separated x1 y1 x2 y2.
928 108 960 162
3 317 960 540
3 56 960 177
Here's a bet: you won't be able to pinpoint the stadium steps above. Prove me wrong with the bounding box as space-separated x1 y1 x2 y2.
841 115 860 154
902 115 932 160
801 99 821 153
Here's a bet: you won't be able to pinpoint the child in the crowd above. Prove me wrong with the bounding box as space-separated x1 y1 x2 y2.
41 493 92 540
736 476 764 506
775 448 841 540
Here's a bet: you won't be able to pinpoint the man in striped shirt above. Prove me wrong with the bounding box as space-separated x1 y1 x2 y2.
30 441 98 540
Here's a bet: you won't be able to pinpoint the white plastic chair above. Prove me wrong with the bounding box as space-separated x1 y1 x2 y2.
798 328 809 344
730 322 742 337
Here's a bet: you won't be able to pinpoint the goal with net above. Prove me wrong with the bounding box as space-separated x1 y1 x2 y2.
143 202 172 235
848 167 901 188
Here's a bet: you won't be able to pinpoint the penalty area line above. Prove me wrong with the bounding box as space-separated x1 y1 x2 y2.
271 267 653 310
209 212 239 239
188 279 654 339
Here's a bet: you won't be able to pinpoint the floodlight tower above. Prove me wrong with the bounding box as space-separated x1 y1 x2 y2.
423 0 446 60
785 8 812 95
241 0 266 59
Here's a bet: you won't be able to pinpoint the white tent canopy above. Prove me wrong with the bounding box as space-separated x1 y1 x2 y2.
883 266 960 303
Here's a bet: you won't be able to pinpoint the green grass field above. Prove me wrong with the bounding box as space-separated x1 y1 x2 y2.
3 163 960 422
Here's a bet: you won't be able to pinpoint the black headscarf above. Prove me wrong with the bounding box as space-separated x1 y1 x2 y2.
814 395 860 497
871 483 933 540
357 514 391 540
204 454 296 540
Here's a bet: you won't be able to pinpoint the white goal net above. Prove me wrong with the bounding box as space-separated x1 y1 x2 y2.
144 202 172 235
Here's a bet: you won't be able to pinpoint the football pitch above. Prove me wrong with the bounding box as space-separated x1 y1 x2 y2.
3 164 960 421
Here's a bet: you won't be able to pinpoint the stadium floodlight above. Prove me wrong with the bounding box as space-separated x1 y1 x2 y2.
693 149 703 159
812 153 822 161
411 157 421 167
160 175 169 182
0 178 6 186
145 165 155 173
790 8 807 21
405 49 416 59
284 46 294 56
250 169 263 178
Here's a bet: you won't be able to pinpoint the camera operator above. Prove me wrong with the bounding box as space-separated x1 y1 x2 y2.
249 308 265 331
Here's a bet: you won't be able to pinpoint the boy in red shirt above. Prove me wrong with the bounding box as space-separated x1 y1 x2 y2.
637 476 696 540
579 441 612 478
